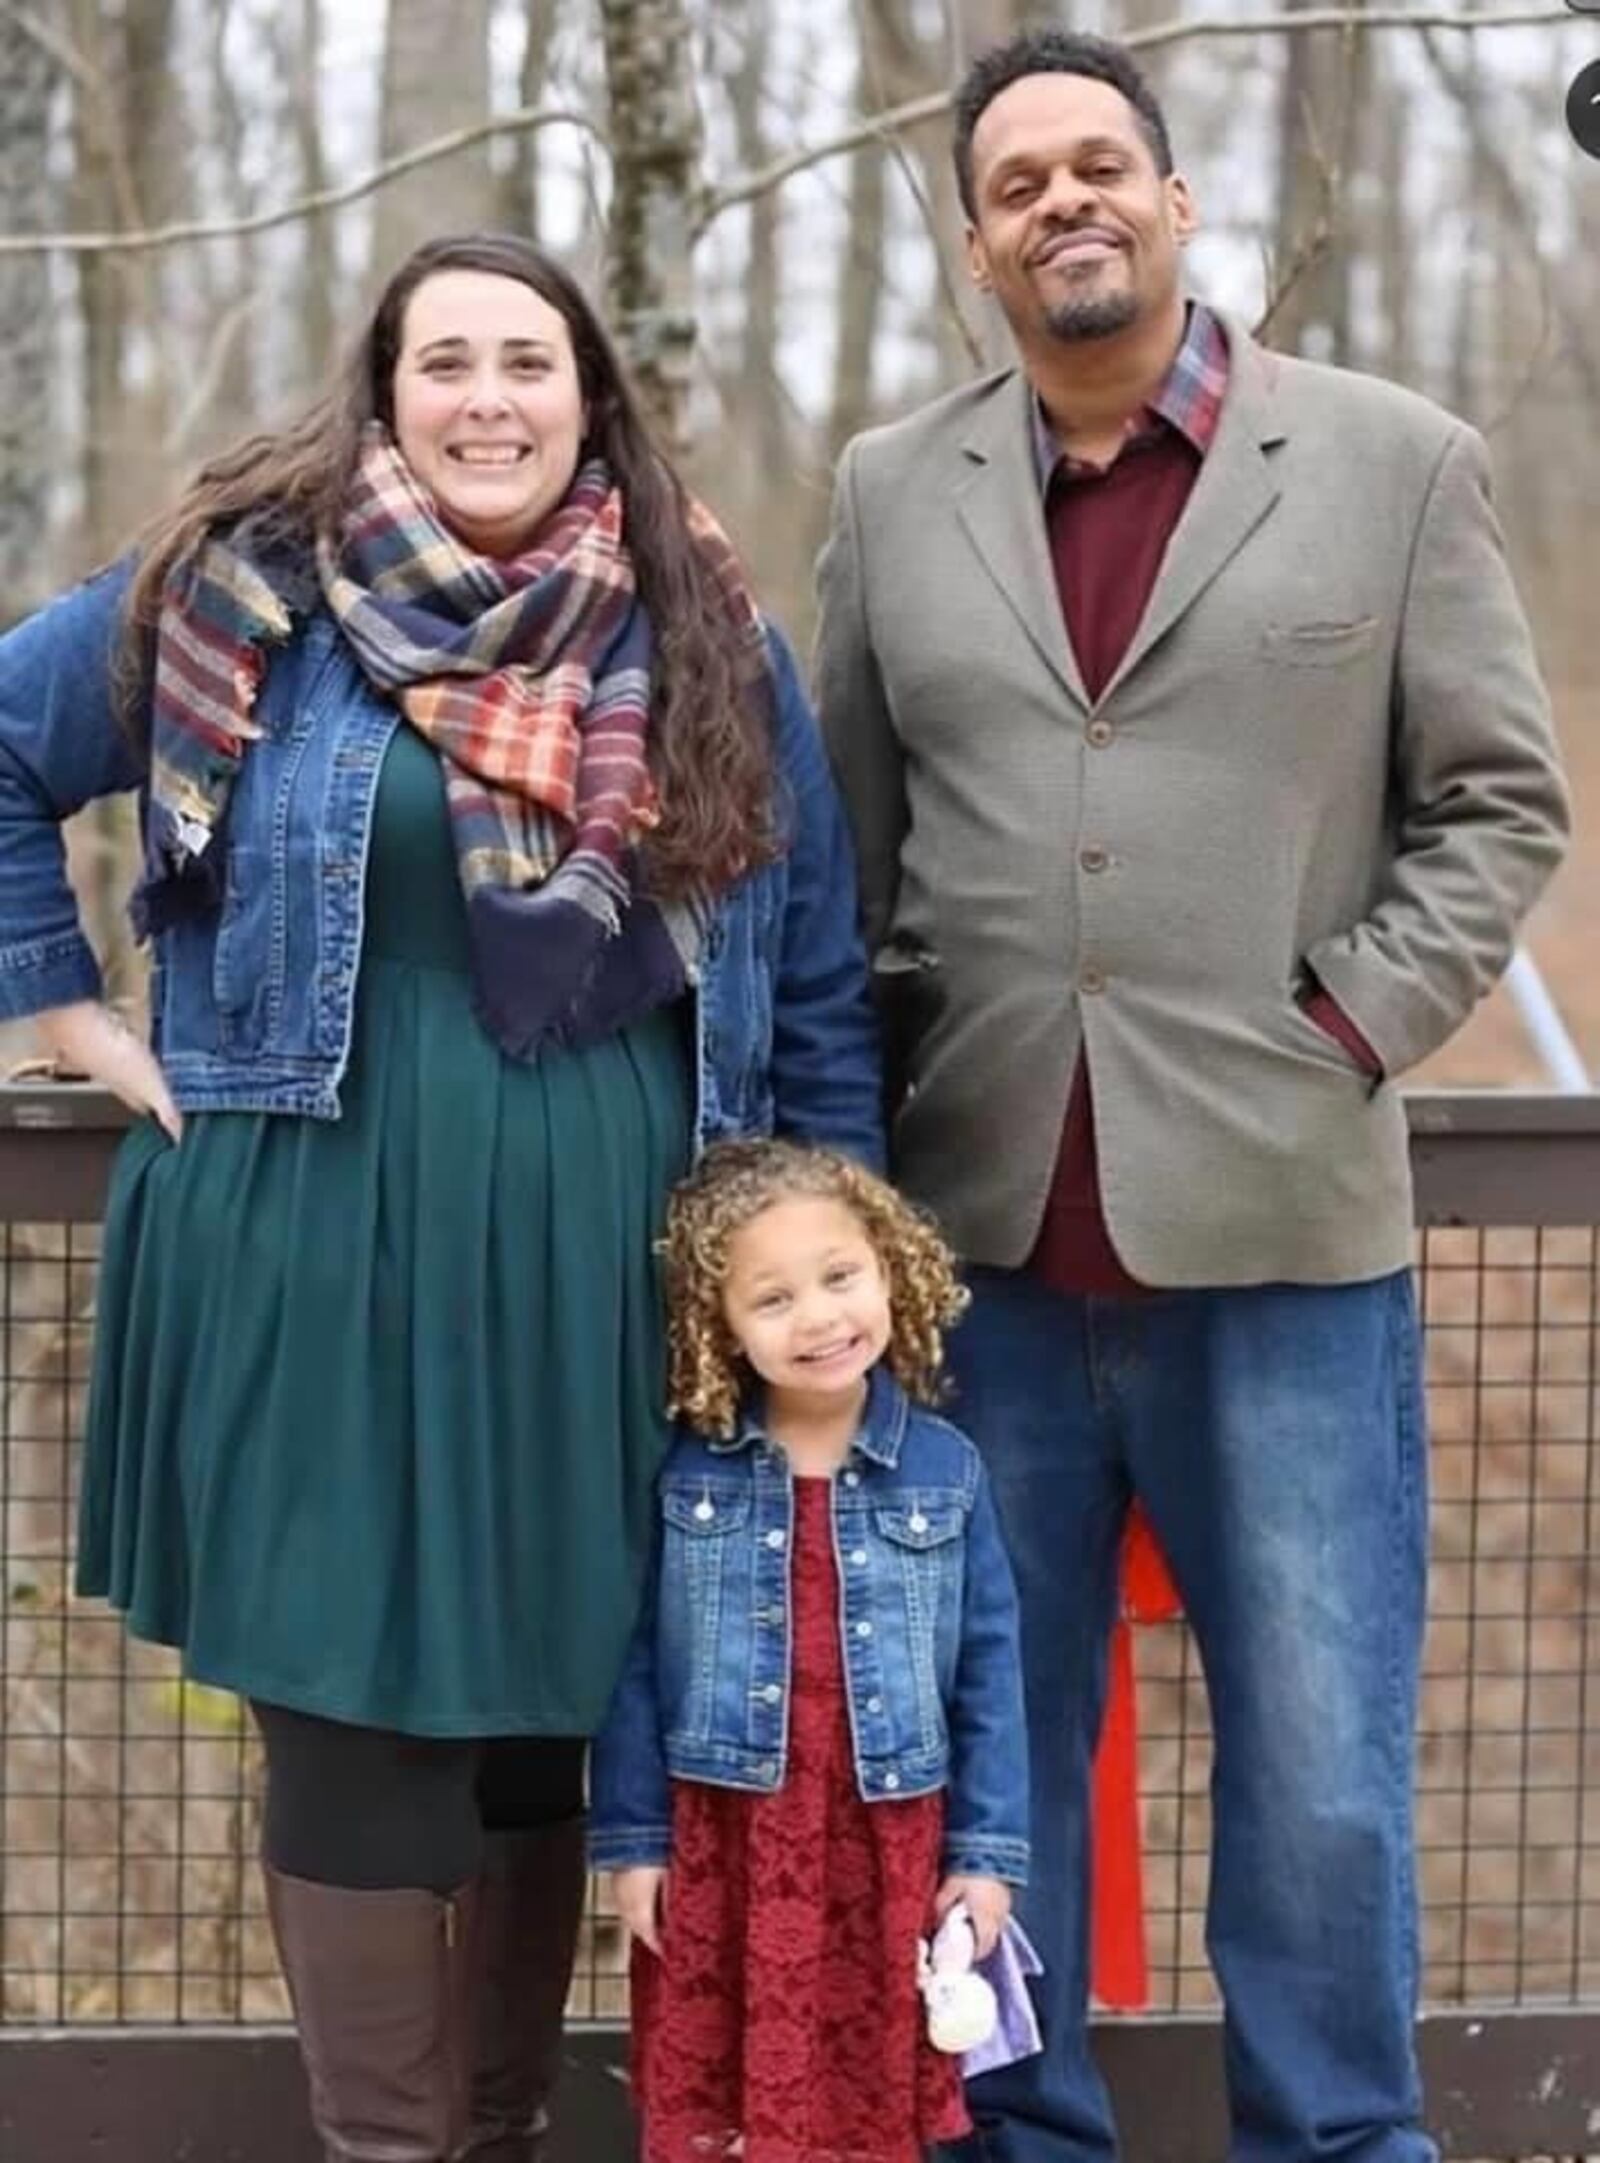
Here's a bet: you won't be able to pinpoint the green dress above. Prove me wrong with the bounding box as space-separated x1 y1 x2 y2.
77 726 692 1736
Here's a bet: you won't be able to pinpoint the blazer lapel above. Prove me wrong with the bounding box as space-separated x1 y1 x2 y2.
1103 324 1286 698
954 372 1091 714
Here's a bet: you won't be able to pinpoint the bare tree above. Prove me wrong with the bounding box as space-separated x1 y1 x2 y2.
0 9 55 622
373 0 494 279
599 0 704 440
1268 0 1358 356
501 0 560 239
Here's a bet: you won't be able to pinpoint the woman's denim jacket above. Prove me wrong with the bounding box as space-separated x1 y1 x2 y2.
0 564 882 1165
590 1365 1030 1886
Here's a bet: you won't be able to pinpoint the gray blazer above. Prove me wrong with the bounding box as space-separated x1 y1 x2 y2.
814 316 1570 1284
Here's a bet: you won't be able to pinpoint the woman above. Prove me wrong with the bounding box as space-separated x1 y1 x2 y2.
0 233 881 2162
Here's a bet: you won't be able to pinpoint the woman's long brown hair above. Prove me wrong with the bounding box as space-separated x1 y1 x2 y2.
121 233 777 896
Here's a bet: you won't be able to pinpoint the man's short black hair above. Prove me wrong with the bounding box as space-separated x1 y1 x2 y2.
952 28 1175 219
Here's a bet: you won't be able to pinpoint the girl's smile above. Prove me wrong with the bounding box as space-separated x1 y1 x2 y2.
721 1196 893 1419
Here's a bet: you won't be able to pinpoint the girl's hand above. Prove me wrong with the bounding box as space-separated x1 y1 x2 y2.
934 1873 1012 1960
612 1865 669 1957
34 1000 183 1143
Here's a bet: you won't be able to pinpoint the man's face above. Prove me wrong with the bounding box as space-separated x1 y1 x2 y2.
964 72 1196 347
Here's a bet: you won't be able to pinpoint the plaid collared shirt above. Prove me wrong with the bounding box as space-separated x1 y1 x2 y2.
1030 301 1229 491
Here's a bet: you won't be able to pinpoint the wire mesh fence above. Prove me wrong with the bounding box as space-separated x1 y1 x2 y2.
1 1104 1597 2035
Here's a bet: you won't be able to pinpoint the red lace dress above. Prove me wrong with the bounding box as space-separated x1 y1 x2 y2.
629 1475 971 2163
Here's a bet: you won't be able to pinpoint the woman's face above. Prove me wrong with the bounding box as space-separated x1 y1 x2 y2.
391 268 587 557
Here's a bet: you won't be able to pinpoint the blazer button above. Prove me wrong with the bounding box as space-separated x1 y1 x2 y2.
1079 844 1109 873
1086 719 1114 747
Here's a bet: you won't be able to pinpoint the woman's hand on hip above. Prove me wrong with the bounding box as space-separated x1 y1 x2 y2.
611 1865 669 1957
35 1001 183 1142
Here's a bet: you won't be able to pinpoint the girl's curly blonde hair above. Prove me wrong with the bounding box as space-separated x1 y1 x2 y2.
661 1138 969 1438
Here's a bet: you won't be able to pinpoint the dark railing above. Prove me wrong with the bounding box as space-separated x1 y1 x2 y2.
1 1086 1597 2161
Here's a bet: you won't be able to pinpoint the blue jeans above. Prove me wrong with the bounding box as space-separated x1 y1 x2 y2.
948 1267 1433 2163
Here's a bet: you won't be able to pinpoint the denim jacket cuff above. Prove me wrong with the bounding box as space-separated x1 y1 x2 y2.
940 1834 1030 1888
0 930 103 1023
587 1824 673 1873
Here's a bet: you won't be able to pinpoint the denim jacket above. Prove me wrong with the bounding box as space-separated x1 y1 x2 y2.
590 1365 1030 1885
0 563 882 1165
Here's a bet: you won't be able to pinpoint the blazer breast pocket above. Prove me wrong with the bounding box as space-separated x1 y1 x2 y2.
1260 617 1381 667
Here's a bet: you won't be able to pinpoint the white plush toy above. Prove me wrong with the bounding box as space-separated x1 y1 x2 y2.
918 1902 999 2054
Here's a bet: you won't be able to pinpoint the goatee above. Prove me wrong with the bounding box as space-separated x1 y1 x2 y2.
1043 291 1140 343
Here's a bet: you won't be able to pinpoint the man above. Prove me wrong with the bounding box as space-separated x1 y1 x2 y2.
814 28 1569 2163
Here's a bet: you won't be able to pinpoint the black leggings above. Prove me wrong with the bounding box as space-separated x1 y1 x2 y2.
252 1700 586 1895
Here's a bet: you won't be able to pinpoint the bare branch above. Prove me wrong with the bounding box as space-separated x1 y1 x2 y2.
0 101 602 257
162 293 259 460
696 3 1567 233
0 3 1568 261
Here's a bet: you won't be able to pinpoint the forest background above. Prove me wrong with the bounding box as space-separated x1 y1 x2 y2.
0 0 1595 1075
0 0 1597 2037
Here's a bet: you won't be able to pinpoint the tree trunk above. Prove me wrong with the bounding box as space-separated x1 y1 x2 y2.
599 0 704 443
0 11 55 624
373 0 494 281
283 0 338 394
501 0 559 239
1267 0 1356 358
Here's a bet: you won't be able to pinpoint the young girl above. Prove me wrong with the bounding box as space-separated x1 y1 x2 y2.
591 1137 1030 2163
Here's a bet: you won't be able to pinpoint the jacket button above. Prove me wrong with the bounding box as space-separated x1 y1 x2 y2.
1086 719 1113 747
850 1548 868 1566
867 1696 883 1714
908 1511 928 1533
762 1683 781 1704
1079 845 1109 873
843 1471 860 1488
1081 967 1106 996
766 1529 786 1550
856 1620 873 1639
883 1773 900 1792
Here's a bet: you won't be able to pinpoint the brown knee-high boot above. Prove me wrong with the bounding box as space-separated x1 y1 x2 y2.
461 1818 588 2162
266 1865 481 2162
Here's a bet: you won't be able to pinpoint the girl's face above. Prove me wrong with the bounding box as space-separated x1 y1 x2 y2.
391 268 587 558
721 1195 892 1412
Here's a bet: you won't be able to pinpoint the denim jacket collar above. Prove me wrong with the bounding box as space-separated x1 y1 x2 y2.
711 1362 910 1469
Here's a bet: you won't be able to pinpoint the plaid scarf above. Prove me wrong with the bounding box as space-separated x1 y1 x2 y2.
134 426 772 1059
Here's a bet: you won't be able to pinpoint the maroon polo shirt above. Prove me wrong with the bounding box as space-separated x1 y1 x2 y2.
1026 320 1378 1297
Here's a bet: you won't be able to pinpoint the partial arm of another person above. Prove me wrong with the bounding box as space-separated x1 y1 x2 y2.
589 1517 673 1955
937 1458 1031 1957
0 564 181 1138
1302 424 1571 1078
764 621 885 1171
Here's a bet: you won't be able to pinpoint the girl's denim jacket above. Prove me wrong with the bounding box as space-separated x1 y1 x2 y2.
590 1365 1031 1886
0 564 883 1165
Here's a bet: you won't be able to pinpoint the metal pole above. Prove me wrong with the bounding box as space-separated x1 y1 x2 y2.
1503 946 1590 1093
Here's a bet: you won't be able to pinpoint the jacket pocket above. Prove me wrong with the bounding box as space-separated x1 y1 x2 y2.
873 1500 964 1551
211 844 273 1047
870 939 944 1123
1259 617 1380 667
